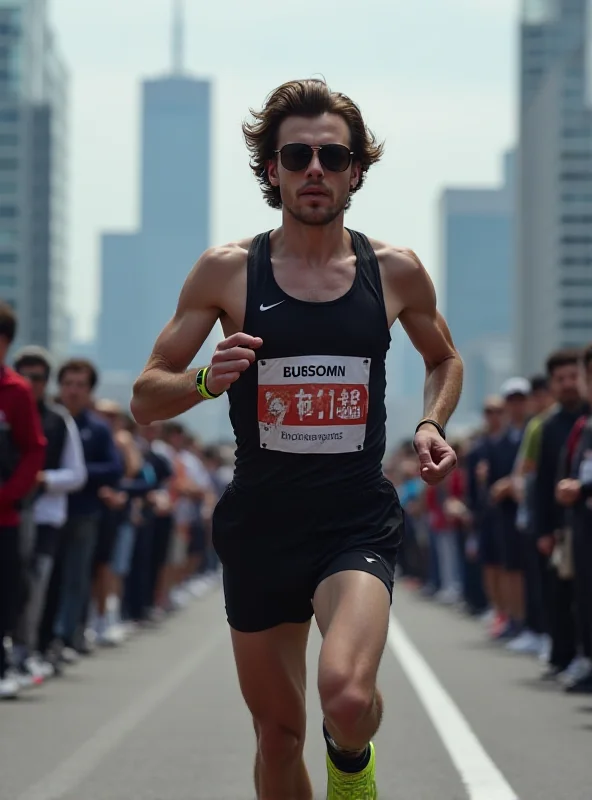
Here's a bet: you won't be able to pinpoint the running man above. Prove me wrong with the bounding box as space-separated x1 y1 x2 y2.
131 78 463 800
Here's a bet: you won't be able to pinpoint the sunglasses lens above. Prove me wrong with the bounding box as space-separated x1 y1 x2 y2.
319 144 351 172
278 143 352 172
280 143 313 171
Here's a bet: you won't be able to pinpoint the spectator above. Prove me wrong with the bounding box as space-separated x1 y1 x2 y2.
11 346 87 680
425 448 466 605
160 422 214 607
487 377 531 641
466 396 506 633
136 423 175 618
533 349 588 680
0 303 46 699
42 359 122 664
509 374 556 655
92 400 144 645
554 345 592 692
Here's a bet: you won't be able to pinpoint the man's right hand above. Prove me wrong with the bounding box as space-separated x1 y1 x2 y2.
537 534 555 557
206 333 263 395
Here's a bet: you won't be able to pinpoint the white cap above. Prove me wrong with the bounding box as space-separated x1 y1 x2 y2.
500 377 531 399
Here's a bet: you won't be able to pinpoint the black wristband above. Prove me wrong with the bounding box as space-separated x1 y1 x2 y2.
415 418 446 440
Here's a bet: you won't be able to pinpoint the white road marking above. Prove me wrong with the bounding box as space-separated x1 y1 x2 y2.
17 627 227 800
388 614 519 800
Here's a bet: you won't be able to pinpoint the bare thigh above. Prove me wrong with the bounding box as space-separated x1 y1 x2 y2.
314 570 391 688
231 621 311 735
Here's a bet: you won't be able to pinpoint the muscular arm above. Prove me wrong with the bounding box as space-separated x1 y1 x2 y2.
130 248 225 425
388 249 463 429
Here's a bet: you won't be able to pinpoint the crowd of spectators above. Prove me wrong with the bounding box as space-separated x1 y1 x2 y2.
0 301 232 700
388 345 592 696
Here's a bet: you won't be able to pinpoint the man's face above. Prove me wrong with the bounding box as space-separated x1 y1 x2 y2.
549 363 582 407
268 113 360 227
483 403 505 434
505 393 529 426
528 387 552 417
59 369 92 415
17 363 48 402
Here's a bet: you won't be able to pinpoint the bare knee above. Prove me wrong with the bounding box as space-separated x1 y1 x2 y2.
318 668 375 736
256 719 305 766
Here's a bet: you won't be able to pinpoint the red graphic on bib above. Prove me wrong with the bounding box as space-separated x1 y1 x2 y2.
258 384 369 428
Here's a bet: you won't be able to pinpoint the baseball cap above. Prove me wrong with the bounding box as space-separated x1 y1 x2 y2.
500 377 531 399
13 345 53 371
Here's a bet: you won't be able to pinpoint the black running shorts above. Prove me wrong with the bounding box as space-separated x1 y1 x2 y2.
212 477 404 632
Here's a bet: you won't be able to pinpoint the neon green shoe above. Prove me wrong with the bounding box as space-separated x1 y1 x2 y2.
326 742 378 799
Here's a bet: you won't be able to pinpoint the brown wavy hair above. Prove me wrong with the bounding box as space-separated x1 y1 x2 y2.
242 78 384 210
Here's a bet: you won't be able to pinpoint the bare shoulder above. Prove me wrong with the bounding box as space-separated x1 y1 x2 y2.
366 238 435 316
178 236 254 313
191 237 253 281
367 238 426 279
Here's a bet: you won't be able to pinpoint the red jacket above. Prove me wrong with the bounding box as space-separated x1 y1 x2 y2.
0 365 47 527
426 469 465 532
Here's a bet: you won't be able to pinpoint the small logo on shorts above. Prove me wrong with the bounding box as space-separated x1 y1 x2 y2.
364 556 377 564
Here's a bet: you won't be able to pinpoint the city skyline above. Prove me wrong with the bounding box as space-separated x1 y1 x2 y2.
50 0 519 343
516 0 592 375
97 5 212 368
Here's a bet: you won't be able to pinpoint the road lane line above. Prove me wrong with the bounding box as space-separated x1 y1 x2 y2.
388 613 519 800
17 626 227 800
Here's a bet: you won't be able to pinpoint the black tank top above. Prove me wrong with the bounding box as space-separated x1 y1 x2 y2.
227 229 391 493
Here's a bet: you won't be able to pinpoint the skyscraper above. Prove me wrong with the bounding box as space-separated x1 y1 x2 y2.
0 0 68 357
517 0 592 374
98 0 212 375
440 151 515 418
97 2 228 440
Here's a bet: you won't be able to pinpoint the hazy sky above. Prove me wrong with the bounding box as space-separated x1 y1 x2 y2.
51 0 519 341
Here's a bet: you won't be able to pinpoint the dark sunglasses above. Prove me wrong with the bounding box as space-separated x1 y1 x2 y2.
19 372 47 383
274 143 354 173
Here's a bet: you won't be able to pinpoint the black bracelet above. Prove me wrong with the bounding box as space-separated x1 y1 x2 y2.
415 418 446 440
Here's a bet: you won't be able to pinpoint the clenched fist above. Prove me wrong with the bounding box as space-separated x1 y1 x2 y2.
206 332 263 395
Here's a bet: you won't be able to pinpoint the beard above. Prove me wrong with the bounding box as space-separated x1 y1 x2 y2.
284 191 349 227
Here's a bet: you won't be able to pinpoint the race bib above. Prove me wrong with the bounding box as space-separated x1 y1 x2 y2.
257 355 370 454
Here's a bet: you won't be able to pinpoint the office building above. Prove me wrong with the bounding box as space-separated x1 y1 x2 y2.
517 0 592 374
440 151 515 419
98 0 212 375
97 2 228 440
0 0 68 357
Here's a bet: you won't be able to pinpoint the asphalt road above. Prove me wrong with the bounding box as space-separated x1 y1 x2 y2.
1 580 591 800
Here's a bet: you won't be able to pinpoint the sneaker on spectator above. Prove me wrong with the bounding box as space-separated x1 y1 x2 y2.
97 625 125 647
73 629 96 656
26 654 55 680
564 669 592 694
6 667 41 690
558 657 592 688
488 614 510 639
0 676 20 699
188 576 211 599
538 635 552 664
480 608 495 625
506 630 543 655
434 587 461 606
170 586 191 609
52 639 79 666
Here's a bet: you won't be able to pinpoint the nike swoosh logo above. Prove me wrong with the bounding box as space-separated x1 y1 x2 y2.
260 301 285 312
365 557 377 564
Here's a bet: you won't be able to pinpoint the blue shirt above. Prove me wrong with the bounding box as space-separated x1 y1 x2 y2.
68 409 123 516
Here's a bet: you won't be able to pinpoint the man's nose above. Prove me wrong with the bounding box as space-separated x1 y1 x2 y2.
305 150 324 178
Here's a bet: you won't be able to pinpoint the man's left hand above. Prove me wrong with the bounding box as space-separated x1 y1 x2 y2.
413 425 457 485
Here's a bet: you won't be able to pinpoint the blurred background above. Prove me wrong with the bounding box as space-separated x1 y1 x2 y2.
3 5 592 792
5 0 582 443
